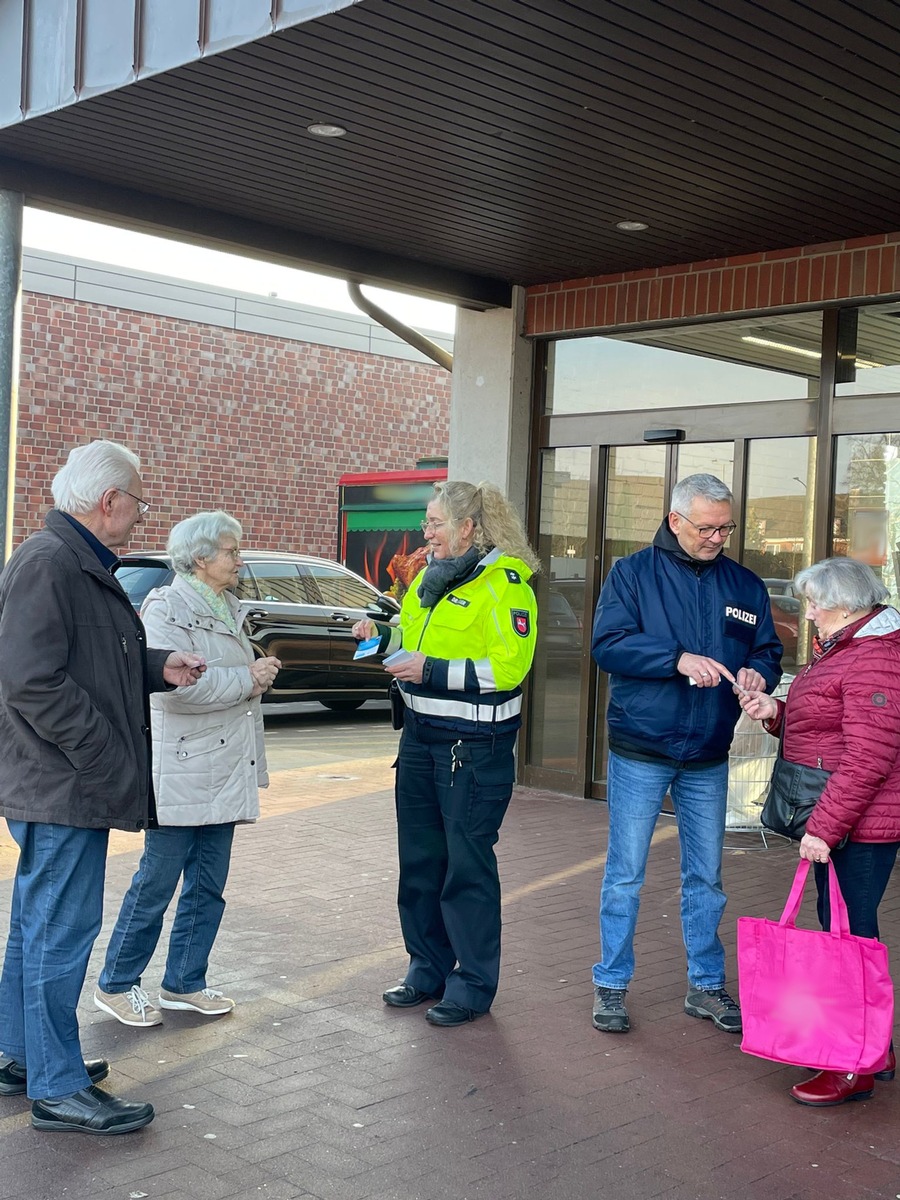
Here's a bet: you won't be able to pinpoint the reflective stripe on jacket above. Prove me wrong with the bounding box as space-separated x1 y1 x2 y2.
397 549 538 737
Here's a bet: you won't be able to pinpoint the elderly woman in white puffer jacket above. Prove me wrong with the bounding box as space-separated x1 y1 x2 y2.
93 512 280 1029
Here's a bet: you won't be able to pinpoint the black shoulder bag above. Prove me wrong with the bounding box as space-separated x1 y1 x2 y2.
760 703 849 849
760 753 831 841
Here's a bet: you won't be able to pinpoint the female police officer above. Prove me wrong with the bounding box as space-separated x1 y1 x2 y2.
354 480 539 1026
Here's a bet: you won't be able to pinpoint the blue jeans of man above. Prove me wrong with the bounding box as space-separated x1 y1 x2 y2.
395 721 517 1012
0 820 109 1101
593 752 730 991
99 824 234 995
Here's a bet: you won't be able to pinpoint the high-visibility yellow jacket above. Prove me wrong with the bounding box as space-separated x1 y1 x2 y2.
383 549 538 737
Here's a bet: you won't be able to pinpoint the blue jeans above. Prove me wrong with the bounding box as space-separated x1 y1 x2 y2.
0 821 109 1100
814 840 900 939
593 752 729 992
100 824 235 995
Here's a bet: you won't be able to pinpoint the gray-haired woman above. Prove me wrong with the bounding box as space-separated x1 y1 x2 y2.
740 556 900 1106
94 512 280 1028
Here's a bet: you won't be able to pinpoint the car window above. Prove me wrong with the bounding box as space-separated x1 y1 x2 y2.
231 566 259 601
246 562 321 604
116 563 173 608
307 563 379 609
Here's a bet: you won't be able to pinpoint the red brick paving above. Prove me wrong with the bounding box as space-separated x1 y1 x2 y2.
0 783 898 1200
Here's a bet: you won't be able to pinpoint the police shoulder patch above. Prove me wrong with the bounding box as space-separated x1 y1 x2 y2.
505 568 521 584
511 608 530 638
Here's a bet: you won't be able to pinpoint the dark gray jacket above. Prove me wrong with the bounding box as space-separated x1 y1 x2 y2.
0 511 171 831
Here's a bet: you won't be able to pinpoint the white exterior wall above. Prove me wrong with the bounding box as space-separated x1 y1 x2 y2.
448 287 532 515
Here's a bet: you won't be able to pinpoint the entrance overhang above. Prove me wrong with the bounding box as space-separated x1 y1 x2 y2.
2 2 900 303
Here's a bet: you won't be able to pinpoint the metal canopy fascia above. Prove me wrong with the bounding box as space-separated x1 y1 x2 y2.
0 0 364 127
0 153 510 308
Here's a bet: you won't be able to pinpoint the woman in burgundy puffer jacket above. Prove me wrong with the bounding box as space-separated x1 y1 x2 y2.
741 556 900 1109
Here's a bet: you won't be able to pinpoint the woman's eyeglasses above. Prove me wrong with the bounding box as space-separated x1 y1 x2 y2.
420 519 447 533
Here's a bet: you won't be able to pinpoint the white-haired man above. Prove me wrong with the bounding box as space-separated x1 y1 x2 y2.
590 474 782 1036
0 441 205 1134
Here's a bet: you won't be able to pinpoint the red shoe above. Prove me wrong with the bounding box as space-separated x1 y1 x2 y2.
790 1070 874 1107
874 1047 895 1082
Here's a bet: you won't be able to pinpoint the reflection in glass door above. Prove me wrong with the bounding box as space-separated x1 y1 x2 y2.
743 437 815 668
834 432 900 605
528 447 592 782
592 445 667 789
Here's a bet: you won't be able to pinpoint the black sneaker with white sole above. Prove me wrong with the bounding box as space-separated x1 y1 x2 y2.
684 987 742 1032
592 985 630 1033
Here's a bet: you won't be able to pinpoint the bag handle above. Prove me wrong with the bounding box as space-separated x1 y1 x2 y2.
778 859 850 937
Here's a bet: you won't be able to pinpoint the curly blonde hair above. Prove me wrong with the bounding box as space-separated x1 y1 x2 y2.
431 480 540 573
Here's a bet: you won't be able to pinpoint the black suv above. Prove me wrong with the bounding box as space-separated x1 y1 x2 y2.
117 551 400 713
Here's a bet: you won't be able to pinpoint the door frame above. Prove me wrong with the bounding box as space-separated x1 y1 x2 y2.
522 396 818 798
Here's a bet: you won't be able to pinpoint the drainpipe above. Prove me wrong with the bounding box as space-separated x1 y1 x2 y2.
347 281 453 373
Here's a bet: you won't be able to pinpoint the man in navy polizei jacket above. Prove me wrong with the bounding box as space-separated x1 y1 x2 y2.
590 473 782 1036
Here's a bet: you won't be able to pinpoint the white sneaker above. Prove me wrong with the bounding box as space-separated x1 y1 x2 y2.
94 985 163 1027
158 987 235 1015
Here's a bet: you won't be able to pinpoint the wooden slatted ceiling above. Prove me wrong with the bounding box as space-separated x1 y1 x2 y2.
2 0 900 293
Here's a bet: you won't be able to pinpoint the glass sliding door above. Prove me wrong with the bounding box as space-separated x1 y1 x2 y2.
527 447 593 785
833 432 900 606
742 437 815 668
591 444 668 790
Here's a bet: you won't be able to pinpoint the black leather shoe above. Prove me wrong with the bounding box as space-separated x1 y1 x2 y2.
31 1085 154 1134
425 999 484 1027
383 984 436 1008
0 1057 109 1097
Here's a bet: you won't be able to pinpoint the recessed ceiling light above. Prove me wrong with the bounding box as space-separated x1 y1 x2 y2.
307 123 347 138
616 220 649 232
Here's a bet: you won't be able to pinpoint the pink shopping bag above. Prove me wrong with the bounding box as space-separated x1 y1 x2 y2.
737 859 893 1073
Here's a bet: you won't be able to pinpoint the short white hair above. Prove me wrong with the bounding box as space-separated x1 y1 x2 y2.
671 473 733 513
168 511 242 575
794 557 889 612
51 440 140 515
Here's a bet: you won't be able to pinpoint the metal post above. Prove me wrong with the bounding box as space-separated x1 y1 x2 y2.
0 189 23 565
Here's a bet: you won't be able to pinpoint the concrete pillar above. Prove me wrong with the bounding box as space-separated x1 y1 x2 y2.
0 190 23 565
448 286 533 515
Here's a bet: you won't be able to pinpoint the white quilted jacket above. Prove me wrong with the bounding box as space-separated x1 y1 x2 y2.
141 575 268 826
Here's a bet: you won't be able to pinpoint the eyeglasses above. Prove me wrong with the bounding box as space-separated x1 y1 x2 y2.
118 489 150 516
674 512 736 539
420 519 447 533
218 547 242 560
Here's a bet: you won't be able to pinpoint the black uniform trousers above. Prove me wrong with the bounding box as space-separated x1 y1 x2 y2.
394 717 517 1012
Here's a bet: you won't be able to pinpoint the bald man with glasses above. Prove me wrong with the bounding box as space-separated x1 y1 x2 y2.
589 473 782 1038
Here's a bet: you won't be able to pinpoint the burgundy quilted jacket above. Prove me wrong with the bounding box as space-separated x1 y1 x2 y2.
766 606 900 847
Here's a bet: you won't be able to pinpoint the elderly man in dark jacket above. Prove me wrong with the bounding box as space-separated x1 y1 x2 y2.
0 440 204 1135
590 473 782 1038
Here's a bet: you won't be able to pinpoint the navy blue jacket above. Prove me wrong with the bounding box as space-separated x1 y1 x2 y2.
592 523 782 763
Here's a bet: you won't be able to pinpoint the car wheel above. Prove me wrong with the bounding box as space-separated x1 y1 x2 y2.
320 699 366 712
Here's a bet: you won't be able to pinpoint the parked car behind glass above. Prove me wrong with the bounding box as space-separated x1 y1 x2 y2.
117 551 399 713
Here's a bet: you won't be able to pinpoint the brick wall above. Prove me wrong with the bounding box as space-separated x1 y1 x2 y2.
17 293 451 553
525 231 900 336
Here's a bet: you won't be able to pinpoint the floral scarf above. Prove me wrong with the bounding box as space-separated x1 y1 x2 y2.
180 571 238 633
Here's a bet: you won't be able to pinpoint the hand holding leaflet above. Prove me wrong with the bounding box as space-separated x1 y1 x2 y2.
353 636 381 661
383 649 415 667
